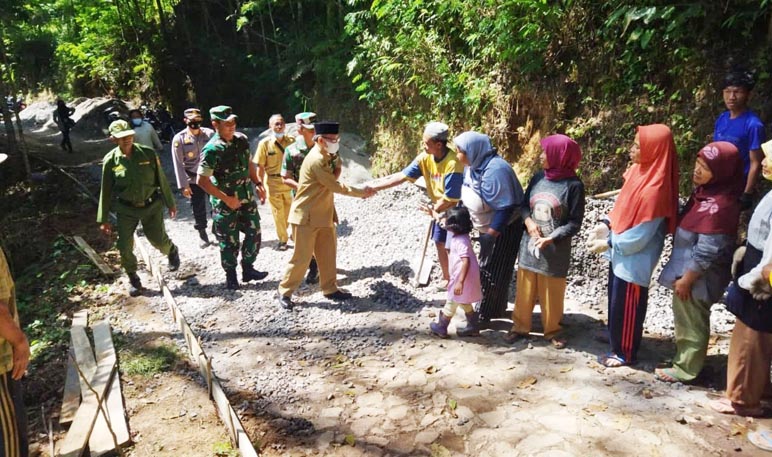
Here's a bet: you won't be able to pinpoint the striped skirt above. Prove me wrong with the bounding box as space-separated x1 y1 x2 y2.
0 371 27 457
478 218 523 321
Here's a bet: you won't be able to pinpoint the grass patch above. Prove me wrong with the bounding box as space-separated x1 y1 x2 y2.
212 441 239 457
119 344 180 377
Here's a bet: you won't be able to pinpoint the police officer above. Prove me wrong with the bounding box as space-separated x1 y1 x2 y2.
197 106 268 290
97 120 180 297
171 108 214 248
254 114 294 251
277 121 375 310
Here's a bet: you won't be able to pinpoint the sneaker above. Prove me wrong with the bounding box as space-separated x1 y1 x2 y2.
324 290 353 301
277 242 288 251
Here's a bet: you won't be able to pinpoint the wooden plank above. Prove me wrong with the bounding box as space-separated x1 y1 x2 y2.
413 219 433 287
73 236 115 277
89 321 130 456
592 189 621 199
71 311 97 399
59 346 81 425
58 347 116 456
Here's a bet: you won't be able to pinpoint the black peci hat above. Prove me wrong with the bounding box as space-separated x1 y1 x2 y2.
314 121 340 135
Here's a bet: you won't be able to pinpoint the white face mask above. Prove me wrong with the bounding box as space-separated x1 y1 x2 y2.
272 131 285 139
324 139 340 155
763 158 772 181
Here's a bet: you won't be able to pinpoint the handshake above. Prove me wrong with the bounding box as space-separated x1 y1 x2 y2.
585 222 610 254
361 185 377 199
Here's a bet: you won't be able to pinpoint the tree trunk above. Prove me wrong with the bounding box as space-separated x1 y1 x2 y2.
266 1 280 61
0 32 27 179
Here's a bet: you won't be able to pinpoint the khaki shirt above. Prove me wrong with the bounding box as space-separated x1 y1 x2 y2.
289 145 366 227
97 144 176 223
254 135 294 192
0 249 18 374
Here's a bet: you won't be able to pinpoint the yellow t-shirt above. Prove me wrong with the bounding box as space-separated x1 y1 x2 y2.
401 150 464 203
0 249 18 374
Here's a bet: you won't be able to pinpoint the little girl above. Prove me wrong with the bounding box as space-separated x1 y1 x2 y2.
429 206 483 338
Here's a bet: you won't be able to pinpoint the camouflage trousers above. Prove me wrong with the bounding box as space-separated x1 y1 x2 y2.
212 200 261 270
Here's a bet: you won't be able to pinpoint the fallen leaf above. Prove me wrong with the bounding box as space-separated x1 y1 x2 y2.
581 403 608 416
730 422 747 436
344 390 356 397
448 399 457 411
344 434 356 446
430 443 451 457
458 383 471 389
559 366 573 373
517 376 537 389
425 365 437 374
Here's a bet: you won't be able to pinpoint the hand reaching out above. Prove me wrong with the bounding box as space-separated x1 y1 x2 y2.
362 186 377 198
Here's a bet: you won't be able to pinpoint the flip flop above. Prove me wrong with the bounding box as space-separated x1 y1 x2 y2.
598 352 629 368
748 429 772 452
709 397 766 417
549 337 567 349
654 367 683 383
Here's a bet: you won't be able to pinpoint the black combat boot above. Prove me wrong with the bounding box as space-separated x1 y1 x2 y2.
242 263 268 282
198 229 210 248
168 245 180 271
225 269 240 290
127 272 142 297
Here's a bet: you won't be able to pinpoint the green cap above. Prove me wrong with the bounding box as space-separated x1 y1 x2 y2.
108 120 135 138
295 112 317 129
209 105 238 122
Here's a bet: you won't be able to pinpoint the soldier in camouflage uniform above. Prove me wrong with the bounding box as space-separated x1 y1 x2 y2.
197 106 268 290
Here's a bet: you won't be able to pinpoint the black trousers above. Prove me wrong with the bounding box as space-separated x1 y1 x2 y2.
478 218 523 321
189 183 209 231
60 126 72 152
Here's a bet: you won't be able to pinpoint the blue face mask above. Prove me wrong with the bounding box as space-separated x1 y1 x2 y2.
272 131 285 139
131 118 143 127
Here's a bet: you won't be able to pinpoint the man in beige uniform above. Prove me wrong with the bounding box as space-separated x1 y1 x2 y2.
254 114 294 250
277 121 374 310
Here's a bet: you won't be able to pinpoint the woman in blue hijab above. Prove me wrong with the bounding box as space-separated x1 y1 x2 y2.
454 131 525 326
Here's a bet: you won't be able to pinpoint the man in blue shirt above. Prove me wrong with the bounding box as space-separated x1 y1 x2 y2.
713 69 766 209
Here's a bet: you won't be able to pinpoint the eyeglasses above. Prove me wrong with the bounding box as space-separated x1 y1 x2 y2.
322 136 340 143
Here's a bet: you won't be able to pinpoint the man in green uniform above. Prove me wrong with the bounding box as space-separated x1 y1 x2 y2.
197 106 268 290
0 153 30 457
97 120 180 297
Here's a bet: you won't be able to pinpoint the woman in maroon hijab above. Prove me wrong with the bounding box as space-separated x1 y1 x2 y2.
656 142 743 382
505 134 585 348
